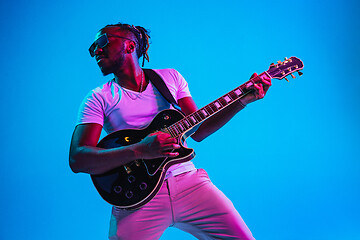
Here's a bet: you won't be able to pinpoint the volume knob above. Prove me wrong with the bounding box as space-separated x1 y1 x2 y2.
125 191 133 199
139 182 147 190
128 175 136 183
113 186 122 194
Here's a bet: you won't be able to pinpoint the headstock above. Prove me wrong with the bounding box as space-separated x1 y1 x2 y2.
267 57 304 81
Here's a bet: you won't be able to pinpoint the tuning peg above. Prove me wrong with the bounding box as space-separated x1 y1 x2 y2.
298 71 303 76
284 77 289 82
277 60 282 64
284 57 288 61
291 74 296 79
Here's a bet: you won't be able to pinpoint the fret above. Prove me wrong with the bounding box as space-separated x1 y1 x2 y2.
175 125 182 134
189 115 197 124
223 94 232 103
178 121 186 131
171 126 178 135
182 121 190 129
175 125 181 135
168 127 175 137
165 127 173 137
205 105 214 114
168 126 174 136
188 117 195 126
199 108 209 119
194 112 202 122
183 119 190 128
177 123 185 132
209 103 218 112
192 114 199 123
170 126 179 137
171 127 177 136
198 109 206 118
191 113 198 123
214 101 222 109
229 91 238 100
219 97 228 107
234 87 242 96
201 108 209 117
175 124 181 132
185 116 192 125
240 84 248 93
169 117 199 137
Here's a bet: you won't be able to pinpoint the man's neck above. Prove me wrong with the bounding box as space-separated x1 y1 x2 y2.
114 63 145 92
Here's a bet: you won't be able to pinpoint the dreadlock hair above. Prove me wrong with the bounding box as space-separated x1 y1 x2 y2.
100 23 151 67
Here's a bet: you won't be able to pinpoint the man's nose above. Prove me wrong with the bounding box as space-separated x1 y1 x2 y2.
94 45 103 55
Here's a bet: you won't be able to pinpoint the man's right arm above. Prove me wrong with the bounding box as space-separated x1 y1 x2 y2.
69 123 180 175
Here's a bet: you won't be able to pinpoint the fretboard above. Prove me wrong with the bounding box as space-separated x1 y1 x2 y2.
167 71 270 137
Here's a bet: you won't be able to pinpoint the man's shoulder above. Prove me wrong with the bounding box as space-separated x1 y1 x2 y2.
84 80 118 100
150 68 177 72
90 79 116 93
149 68 184 82
150 68 179 75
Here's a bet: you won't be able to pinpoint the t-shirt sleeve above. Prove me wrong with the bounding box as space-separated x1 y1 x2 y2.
173 69 191 100
76 90 105 126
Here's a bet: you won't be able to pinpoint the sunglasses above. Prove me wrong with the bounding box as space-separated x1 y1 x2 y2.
89 33 135 57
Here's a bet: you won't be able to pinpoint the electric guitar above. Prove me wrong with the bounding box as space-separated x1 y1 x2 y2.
91 57 304 209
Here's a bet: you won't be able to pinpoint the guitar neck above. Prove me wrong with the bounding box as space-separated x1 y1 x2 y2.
167 71 272 137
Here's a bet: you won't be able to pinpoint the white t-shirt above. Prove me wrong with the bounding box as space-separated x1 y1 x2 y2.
76 68 196 177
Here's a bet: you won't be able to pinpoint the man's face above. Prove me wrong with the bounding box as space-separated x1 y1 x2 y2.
92 27 128 76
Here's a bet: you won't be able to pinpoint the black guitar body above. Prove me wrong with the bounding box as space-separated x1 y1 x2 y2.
91 109 195 209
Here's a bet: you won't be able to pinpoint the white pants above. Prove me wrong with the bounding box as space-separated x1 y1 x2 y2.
109 169 255 240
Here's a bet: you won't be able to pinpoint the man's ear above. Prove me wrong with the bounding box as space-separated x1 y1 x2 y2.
127 41 136 54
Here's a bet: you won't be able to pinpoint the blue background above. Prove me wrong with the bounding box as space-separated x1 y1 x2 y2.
1 0 359 239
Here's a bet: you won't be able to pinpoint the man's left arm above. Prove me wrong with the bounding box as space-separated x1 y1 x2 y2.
178 73 271 142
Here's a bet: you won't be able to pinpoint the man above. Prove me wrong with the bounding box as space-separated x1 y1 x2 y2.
69 23 271 240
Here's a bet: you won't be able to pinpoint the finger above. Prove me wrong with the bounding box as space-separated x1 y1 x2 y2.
254 83 266 99
150 132 173 141
161 132 178 141
262 74 271 81
261 82 271 93
260 78 271 92
163 151 179 157
162 143 181 151
261 78 271 85
149 131 163 137
161 137 178 144
263 84 270 93
254 83 262 90
250 72 258 79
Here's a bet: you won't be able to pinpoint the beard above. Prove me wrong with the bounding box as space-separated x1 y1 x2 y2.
99 47 126 76
100 55 125 76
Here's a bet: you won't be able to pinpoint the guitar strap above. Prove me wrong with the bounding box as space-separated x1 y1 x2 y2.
142 69 181 111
